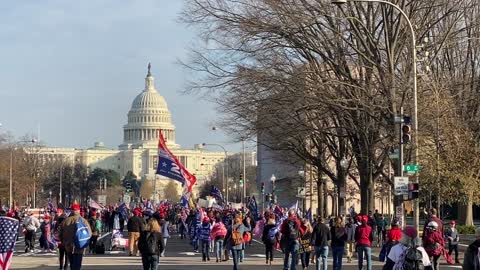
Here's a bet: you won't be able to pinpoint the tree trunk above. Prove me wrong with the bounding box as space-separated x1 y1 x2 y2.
316 169 324 218
458 194 474 226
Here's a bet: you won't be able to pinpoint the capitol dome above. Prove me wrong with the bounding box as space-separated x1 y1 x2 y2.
120 63 177 150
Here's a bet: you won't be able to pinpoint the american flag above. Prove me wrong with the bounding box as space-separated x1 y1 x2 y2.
0 217 19 270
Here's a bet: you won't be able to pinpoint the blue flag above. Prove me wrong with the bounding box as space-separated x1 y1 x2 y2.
306 208 312 224
180 192 189 208
117 202 128 219
247 196 259 220
210 186 224 202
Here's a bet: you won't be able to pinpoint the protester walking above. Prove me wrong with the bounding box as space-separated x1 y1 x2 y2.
23 211 40 253
423 221 453 270
127 208 145 256
345 217 357 263
445 220 460 264
355 215 373 270
158 213 170 257
198 216 212 262
53 207 68 270
299 219 313 270
225 215 251 270
88 211 102 254
383 226 432 270
138 218 165 270
211 216 227 262
39 215 53 253
280 209 305 270
331 216 347 270
311 216 330 270
262 213 278 265
60 203 92 270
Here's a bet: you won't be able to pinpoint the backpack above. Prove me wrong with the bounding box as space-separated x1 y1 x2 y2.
402 247 425 270
139 232 158 255
231 228 244 246
286 219 299 241
268 227 278 243
74 217 91 249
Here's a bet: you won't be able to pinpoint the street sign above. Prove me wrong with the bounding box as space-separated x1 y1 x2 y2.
297 187 306 198
403 164 420 173
394 177 409 195
123 194 131 204
97 195 107 206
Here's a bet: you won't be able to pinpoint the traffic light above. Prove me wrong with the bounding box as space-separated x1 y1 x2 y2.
409 183 419 200
402 116 412 144
265 193 271 202
239 173 244 187
126 182 132 193
261 182 265 194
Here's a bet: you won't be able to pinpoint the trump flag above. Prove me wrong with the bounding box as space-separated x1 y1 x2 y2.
156 130 197 192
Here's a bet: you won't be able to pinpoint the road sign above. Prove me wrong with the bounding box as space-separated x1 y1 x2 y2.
394 177 409 195
123 194 131 204
297 187 306 197
404 164 420 173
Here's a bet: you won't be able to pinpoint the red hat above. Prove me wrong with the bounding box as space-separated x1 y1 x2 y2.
362 216 368 223
356 215 362 222
403 226 418 239
44 215 50 220
71 203 80 211
203 217 210 223
91 210 97 216
450 220 456 225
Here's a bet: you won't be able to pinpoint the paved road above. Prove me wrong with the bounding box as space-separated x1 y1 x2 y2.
11 232 465 270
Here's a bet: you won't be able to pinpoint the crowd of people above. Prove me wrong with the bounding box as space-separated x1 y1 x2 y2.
3 202 480 270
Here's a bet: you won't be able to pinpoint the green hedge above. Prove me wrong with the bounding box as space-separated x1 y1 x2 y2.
457 225 476 234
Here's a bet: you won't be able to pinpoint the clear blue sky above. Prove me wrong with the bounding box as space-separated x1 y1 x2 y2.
0 1 239 151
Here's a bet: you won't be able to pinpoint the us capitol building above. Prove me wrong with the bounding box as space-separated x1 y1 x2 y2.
37 64 225 197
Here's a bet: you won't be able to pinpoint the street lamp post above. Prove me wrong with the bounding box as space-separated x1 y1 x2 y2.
298 169 306 212
332 0 419 230
202 143 229 203
270 174 276 204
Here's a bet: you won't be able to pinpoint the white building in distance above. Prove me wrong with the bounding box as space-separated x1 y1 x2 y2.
35 64 225 198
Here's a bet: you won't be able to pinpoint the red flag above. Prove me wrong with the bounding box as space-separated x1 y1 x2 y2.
156 130 197 192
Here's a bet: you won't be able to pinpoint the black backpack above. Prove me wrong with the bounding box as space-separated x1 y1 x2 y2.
286 219 299 241
139 232 158 255
403 246 424 270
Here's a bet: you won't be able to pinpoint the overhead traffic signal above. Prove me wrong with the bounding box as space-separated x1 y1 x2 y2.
126 181 132 193
239 173 244 187
402 116 412 144
261 182 265 194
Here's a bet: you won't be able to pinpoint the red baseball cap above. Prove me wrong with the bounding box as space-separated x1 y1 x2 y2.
71 203 80 211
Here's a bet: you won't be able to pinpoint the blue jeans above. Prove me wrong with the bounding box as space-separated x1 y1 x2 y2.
315 246 329 270
201 240 210 260
141 255 159 270
283 240 299 270
68 253 83 270
301 252 311 268
214 239 224 260
332 246 344 270
231 249 242 270
357 246 372 270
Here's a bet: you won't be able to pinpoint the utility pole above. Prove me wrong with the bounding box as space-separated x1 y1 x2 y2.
242 139 246 206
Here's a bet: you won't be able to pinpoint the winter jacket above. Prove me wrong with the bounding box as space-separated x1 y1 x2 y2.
138 231 165 256
60 213 92 254
197 222 212 241
127 215 145 233
445 227 459 245
262 222 278 245
89 218 100 236
280 216 305 239
387 227 402 242
346 223 357 242
211 222 227 240
462 239 480 270
311 222 330 247
423 229 445 256
355 224 373 247
423 215 444 234
23 215 40 231
331 226 347 247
